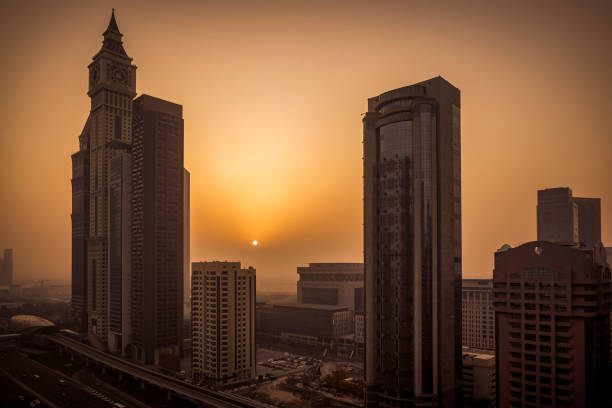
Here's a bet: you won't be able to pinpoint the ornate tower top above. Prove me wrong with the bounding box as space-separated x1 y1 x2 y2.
88 10 136 98
94 9 130 60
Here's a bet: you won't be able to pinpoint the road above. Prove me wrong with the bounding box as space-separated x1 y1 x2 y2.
48 334 271 408
0 364 50 408
0 350 115 408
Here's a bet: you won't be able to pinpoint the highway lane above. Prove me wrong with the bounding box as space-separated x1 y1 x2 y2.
0 364 50 408
48 334 271 408
0 350 114 408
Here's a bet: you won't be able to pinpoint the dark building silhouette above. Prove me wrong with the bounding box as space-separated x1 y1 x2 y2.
363 77 462 407
81 10 137 342
537 187 601 248
71 12 187 364
71 124 90 331
131 94 184 364
494 241 611 408
0 249 13 286
108 140 132 354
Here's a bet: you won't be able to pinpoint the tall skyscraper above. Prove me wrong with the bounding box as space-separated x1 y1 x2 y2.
184 169 191 317
494 241 611 408
108 140 132 354
462 279 495 350
71 120 90 332
537 187 601 248
131 94 184 364
82 11 137 342
363 77 462 407
0 249 13 286
191 262 256 385
71 12 186 364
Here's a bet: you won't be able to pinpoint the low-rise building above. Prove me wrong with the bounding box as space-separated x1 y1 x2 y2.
258 303 353 345
297 263 363 311
462 349 496 408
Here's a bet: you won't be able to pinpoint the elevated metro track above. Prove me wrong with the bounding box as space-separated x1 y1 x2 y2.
46 334 269 408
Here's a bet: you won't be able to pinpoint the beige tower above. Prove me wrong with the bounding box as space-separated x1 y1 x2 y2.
85 10 137 344
191 262 256 385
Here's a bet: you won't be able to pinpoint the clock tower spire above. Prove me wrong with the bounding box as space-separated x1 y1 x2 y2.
88 9 136 98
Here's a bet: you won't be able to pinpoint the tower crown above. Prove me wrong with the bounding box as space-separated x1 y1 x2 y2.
95 9 129 60
88 9 136 98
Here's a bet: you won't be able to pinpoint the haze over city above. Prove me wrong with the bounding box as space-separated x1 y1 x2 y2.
1 0 611 291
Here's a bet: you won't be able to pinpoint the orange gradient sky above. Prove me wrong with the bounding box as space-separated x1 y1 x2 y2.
1 0 611 291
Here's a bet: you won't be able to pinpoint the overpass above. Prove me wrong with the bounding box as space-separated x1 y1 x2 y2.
46 334 269 408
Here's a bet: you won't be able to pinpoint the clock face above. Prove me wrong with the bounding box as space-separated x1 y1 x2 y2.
113 70 125 81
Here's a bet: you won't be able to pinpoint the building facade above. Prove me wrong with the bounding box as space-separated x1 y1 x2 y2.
107 141 132 354
257 303 353 344
71 124 90 332
82 11 137 343
463 279 495 350
71 12 187 364
494 241 611 408
462 350 496 408
131 94 184 365
0 249 13 287
537 187 601 248
183 169 191 319
363 77 462 407
191 262 256 385
297 263 363 311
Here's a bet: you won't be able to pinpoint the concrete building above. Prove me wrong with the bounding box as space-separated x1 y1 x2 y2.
0 249 13 287
463 279 495 350
462 350 496 408
191 262 256 385
355 313 365 345
258 303 353 344
71 129 89 333
79 11 137 343
107 141 132 354
537 187 601 248
363 77 462 407
71 12 187 361
494 241 611 408
297 263 363 311
183 169 190 318
131 94 184 365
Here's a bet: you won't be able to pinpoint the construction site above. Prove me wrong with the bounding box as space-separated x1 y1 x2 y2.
235 347 364 408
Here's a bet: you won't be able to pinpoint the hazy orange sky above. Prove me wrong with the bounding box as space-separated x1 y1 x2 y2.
1 0 611 291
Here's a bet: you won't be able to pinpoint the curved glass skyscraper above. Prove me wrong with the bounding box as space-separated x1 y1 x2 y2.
363 77 462 407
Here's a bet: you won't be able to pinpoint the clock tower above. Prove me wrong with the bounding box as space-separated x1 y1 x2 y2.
85 10 137 346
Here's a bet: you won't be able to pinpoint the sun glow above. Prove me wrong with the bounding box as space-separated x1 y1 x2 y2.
252 240 258 246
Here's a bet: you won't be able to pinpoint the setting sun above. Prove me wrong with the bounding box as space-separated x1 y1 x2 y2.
252 240 258 246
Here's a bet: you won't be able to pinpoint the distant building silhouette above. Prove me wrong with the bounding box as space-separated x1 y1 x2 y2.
463 279 495 350
297 263 363 311
0 249 13 286
494 241 611 407
191 262 256 385
363 77 462 407
537 187 601 248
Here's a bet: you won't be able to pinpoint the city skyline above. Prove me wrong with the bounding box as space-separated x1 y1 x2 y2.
2 1 612 291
